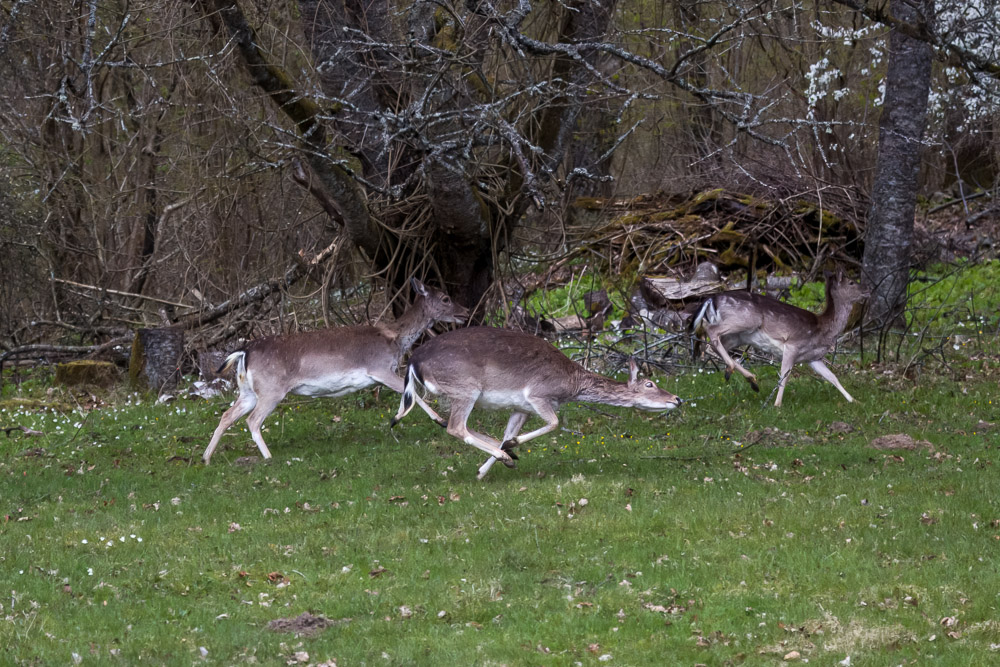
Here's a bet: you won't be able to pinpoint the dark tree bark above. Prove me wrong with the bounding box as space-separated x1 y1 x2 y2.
129 327 184 394
194 0 620 313
861 0 933 327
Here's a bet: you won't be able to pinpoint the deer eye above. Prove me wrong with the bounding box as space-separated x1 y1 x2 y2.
645 381 655 388
442 297 451 304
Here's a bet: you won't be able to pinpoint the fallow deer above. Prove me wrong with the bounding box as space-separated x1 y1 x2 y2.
691 268 868 407
390 327 682 478
202 278 468 464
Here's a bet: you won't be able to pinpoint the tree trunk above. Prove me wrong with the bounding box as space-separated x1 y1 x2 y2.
861 0 933 327
129 327 184 394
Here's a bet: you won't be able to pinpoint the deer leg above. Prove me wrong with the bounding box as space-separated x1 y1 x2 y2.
478 412 529 479
202 390 257 464
503 401 559 449
808 360 855 403
707 332 759 391
244 391 285 459
367 368 405 394
412 390 447 427
444 399 515 474
774 354 796 408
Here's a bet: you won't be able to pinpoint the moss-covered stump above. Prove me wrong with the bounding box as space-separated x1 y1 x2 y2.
54 360 119 389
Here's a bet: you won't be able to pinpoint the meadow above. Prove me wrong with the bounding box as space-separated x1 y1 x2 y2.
2 267 999 666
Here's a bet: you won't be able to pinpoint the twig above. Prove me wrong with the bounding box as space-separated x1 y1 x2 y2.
52 278 195 309
928 190 990 214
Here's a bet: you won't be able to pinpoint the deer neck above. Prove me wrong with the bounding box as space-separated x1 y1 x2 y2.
383 298 433 359
817 286 854 343
575 372 633 407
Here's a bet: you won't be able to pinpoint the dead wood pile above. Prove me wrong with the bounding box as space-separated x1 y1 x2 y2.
564 188 864 279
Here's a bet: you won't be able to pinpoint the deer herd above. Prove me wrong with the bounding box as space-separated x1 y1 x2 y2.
203 270 870 477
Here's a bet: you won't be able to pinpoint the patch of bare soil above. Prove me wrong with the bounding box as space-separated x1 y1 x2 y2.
267 612 350 636
828 421 855 434
869 434 935 451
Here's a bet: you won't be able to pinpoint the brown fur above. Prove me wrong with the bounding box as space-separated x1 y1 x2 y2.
202 279 467 464
394 327 682 478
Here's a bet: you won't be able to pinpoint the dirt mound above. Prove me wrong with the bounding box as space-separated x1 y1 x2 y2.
267 612 350 636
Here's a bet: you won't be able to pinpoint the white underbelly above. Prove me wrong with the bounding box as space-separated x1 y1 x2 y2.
476 389 536 412
290 370 374 398
739 330 786 359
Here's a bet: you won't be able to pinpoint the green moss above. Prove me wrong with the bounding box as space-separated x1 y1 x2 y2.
708 221 746 243
737 193 770 210
691 188 725 205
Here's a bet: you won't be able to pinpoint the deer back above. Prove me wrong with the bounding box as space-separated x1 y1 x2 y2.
242 326 398 392
409 327 585 404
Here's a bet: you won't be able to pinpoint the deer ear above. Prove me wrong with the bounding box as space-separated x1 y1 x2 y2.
410 277 429 297
628 358 639 385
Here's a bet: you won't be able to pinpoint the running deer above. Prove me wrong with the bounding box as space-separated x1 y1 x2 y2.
691 268 868 407
202 279 468 464
390 327 682 479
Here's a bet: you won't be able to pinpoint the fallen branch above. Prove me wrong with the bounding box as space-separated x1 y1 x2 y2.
3 425 45 437
174 237 342 331
0 336 133 365
52 278 195 310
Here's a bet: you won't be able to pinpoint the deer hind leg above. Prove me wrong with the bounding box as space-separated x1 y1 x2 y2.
203 390 257 464
478 411 530 480
707 331 759 392
243 389 286 460
808 360 855 403
444 398 514 475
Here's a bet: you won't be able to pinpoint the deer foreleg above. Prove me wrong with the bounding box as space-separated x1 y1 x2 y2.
412 391 447 427
773 354 796 408
808 360 855 403
367 368 405 394
503 401 559 449
478 412 529 479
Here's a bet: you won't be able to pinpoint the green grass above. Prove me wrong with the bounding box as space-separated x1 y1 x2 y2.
1 342 999 665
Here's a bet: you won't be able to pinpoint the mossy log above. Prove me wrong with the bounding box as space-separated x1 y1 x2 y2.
54 360 119 388
129 327 184 394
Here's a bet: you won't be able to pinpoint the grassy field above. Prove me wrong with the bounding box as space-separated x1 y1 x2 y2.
1 328 998 666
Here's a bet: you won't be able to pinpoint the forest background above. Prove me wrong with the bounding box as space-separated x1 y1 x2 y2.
0 0 997 362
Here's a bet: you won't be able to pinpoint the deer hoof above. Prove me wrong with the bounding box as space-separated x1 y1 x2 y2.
501 456 517 469
724 368 733 382
500 441 520 461
435 418 448 428
749 377 760 392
